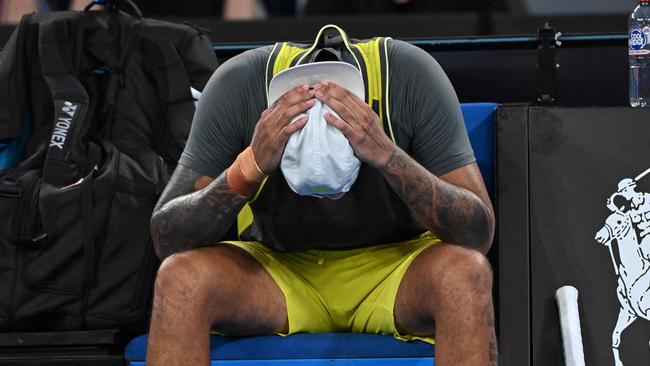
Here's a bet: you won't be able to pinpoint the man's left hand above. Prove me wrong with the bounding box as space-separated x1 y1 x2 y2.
315 81 396 168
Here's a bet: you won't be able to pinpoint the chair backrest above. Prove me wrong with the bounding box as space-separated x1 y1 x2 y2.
460 102 496 198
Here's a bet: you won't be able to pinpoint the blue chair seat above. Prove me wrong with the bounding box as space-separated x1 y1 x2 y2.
125 333 434 365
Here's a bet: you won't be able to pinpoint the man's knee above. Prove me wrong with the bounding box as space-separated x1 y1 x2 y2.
422 245 493 298
154 248 219 305
153 246 249 313
447 246 493 288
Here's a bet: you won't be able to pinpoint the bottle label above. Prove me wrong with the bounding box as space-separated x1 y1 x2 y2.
630 28 650 55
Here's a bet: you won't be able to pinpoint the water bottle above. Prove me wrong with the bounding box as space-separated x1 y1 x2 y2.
630 0 650 107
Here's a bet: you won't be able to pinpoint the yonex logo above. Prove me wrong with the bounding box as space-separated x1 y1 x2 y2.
62 101 77 117
49 101 77 149
630 29 647 50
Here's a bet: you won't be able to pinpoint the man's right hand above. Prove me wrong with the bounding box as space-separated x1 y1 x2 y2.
251 84 315 173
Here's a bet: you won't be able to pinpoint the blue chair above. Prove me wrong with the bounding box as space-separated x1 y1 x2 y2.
460 102 496 198
125 334 434 365
123 102 496 365
0 108 32 170
0 139 25 170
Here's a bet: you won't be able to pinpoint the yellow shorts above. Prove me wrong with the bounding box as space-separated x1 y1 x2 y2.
220 232 440 345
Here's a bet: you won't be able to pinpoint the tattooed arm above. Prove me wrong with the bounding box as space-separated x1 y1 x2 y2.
316 81 495 253
150 164 248 260
379 149 494 253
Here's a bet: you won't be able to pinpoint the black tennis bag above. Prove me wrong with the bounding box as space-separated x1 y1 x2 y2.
0 2 218 331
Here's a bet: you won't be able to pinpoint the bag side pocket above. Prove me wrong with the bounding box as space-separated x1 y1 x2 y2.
21 139 117 296
0 169 41 326
86 144 164 327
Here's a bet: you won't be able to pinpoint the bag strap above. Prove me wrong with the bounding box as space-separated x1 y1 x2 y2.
350 37 394 142
37 18 98 285
294 24 362 69
150 38 195 164
38 19 93 185
97 19 143 139
79 173 96 285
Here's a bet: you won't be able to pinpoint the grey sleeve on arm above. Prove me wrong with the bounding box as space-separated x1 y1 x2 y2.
390 41 475 176
178 52 261 178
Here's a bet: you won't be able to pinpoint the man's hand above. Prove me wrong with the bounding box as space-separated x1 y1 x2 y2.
251 84 315 173
315 81 396 168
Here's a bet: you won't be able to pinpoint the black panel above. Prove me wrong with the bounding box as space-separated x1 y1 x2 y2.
528 107 650 366
496 104 531 366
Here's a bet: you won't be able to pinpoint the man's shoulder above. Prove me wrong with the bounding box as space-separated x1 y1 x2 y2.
385 39 444 84
387 39 432 64
386 38 418 52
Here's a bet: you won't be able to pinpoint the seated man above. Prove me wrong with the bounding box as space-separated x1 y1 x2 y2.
147 26 496 366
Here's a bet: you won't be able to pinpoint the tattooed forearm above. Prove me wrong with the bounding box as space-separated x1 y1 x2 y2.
150 165 249 260
380 148 493 250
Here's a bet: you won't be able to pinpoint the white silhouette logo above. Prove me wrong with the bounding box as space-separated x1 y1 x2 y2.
595 167 650 366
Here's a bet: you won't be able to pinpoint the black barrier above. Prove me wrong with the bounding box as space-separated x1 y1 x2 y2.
497 105 650 366
213 33 629 107
0 27 629 106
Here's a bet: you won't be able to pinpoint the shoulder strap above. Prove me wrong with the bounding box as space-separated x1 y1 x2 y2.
351 37 395 142
38 18 93 185
38 17 98 286
149 34 196 165
98 19 143 139
264 42 306 107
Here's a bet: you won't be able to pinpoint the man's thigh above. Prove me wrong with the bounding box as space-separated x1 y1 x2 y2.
153 244 289 335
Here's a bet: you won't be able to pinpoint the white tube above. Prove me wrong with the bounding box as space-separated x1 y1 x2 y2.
555 285 586 366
